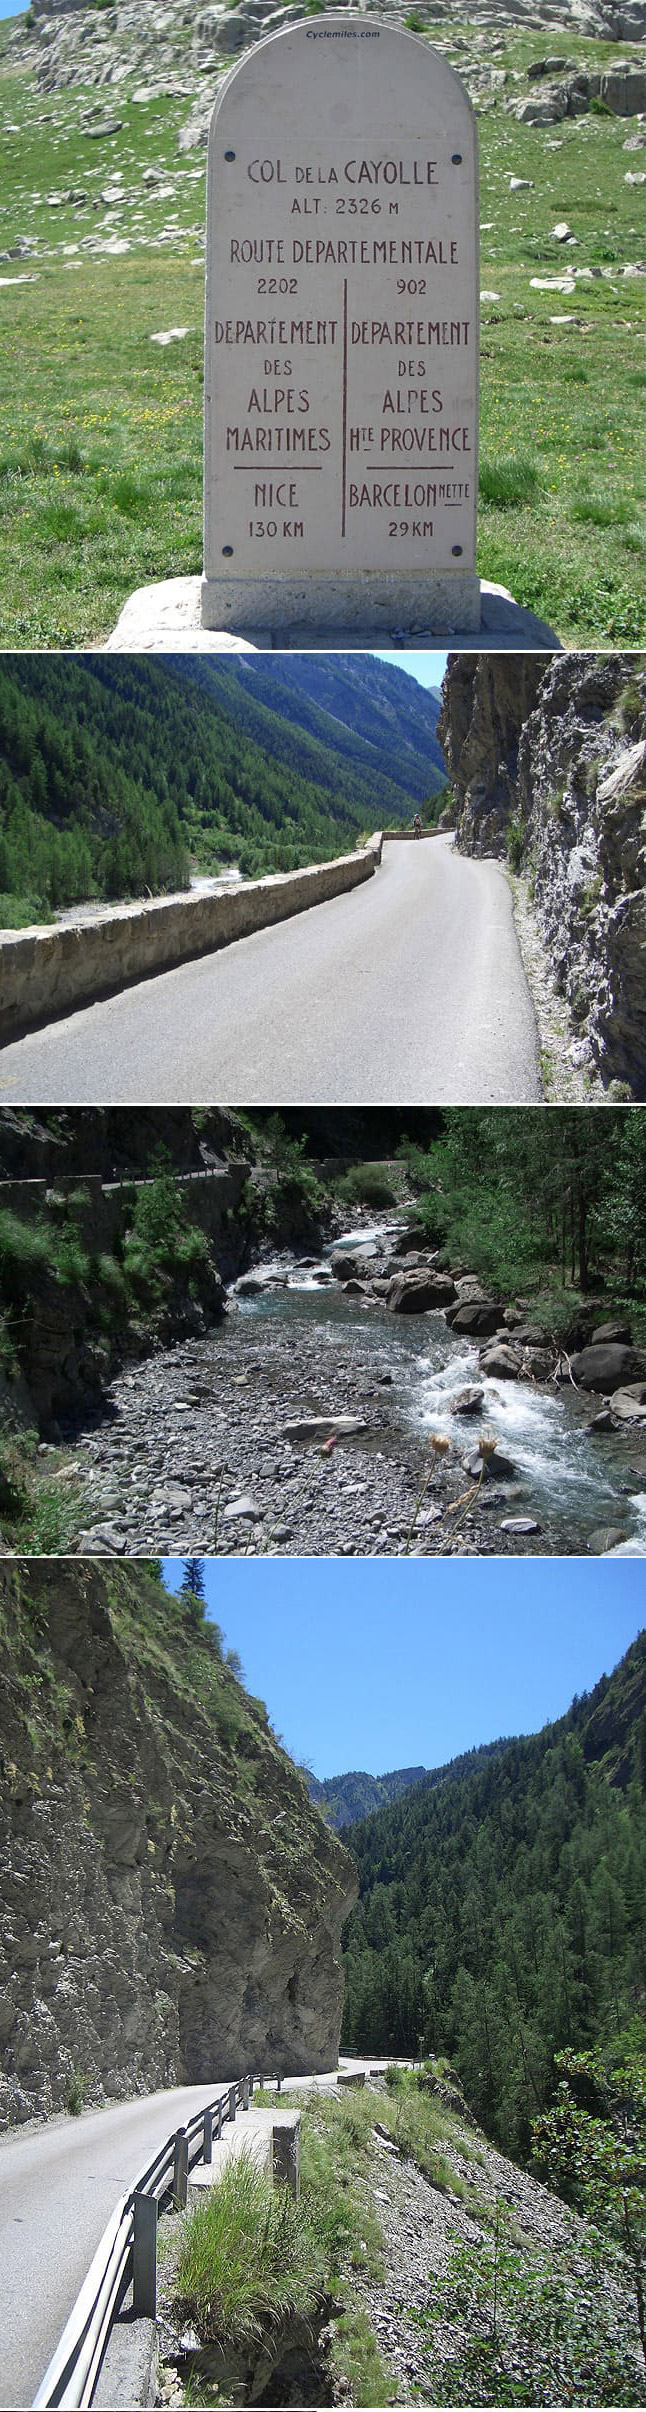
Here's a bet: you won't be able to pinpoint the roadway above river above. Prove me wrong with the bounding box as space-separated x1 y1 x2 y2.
0 837 542 1106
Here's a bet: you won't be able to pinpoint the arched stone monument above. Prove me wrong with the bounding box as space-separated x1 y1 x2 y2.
201 13 480 636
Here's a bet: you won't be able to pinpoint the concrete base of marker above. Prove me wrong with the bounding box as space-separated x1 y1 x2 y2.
105 574 560 652
201 567 481 635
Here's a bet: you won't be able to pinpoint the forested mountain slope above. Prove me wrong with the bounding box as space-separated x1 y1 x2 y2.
342 1632 646 2155
0 654 444 924
167 655 445 832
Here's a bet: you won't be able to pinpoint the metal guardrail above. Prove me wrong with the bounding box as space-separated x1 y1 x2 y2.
32 2077 255 2412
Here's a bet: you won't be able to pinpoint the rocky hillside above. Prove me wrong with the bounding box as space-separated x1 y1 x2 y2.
0 1559 357 2128
13 0 646 161
439 653 646 1096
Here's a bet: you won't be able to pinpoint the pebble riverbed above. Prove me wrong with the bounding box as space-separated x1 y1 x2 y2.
53 1233 646 1561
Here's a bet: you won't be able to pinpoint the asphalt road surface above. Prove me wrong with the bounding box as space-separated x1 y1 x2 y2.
0 838 542 1104
0 2081 233 2409
0 2062 393 2410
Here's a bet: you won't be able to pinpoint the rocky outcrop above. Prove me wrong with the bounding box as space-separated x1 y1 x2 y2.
0 1561 357 2128
12 0 646 129
437 658 546 855
440 654 646 1095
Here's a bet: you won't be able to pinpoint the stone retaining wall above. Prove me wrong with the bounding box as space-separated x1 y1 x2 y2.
0 1167 245 1254
0 837 383 1044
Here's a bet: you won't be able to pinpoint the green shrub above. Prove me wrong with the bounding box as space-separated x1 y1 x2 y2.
65 2068 86 2116
336 1163 399 1209
0 892 53 929
173 2153 324 2346
507 817 525 872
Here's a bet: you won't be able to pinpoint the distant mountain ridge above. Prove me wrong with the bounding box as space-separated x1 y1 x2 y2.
307 1765 429 1830
307 1740 503 1830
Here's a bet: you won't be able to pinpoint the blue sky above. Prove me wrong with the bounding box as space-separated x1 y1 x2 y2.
0 4 25 16
162 1558 644 1779
375 651 447 691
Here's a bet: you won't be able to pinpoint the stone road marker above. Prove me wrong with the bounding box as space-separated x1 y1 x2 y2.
202 13 479 634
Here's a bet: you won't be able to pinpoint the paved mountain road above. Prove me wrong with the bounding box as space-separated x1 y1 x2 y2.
0 839 542 1104
0 2082 230 2409
0 2063 393 2409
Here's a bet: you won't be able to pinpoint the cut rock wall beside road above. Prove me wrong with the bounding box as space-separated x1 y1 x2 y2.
0 838 383 1044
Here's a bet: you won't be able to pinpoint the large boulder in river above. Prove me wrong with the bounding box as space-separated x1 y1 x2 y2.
446 1300 502 1336
479 1343 522 1379
571 1342 646 1394
386 1269 457 1313
609 1384 646 1423
587 1525 630 1555
392 1226 429 1254
450 1386 485 1416
330 1249 378 1282
591 1321 632 1346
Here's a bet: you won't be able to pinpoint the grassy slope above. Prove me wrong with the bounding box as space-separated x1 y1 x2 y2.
0 19 643 645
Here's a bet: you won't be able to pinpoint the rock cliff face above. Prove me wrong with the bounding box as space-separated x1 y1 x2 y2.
439 653 646 1095
0 1561 357 2127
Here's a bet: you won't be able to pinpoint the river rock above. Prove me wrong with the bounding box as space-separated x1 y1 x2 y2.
591 1320 632 1345
450 1387 485 1416
499 1517 541 1534
222 1493 260 1520
386 1271 457 1314
282 1416 368 1441
587 1406 614 1432
75 1525 128 1553
512 1324 551 1348
235 1269 287 1294
343 1279 374 1298
479 1344 522 1378
392 1227 429 1254
571 1342 646 1392
446 1301 502 1336
453 1277 491 1304
330 1250 378 1282
587 1525 630 1554
463 1449 515 1481
609 1384 646 1422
